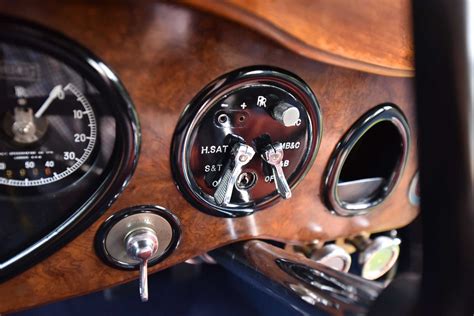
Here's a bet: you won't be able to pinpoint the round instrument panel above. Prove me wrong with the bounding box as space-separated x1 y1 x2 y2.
171 66 322 217
0 17 140 281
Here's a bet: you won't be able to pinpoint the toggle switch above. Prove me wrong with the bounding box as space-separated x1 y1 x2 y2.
171 66 322 216
261 142 292 199
272 102 300 127
95 206 181 303
125 228 159 302
214 142 256 206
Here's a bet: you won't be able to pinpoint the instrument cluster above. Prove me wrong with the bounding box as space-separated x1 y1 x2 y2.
0 17 139 281
0 11 416 306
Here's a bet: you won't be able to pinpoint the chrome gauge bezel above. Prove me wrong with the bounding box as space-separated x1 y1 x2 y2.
171 66 322 217
0 16 140 282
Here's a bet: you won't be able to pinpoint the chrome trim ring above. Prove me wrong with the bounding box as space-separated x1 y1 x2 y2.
95 205 181 270
323 104 410 216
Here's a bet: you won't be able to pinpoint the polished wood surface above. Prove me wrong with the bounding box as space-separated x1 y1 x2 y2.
0 1 418 313
183 0 414 77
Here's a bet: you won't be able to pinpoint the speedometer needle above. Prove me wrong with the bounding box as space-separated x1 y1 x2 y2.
34 85 65 118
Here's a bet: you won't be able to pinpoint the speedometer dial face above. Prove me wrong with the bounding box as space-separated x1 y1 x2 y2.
0 18 140 282
0 83 97 186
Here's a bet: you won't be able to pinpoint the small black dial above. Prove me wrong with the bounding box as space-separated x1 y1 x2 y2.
0 83 97 186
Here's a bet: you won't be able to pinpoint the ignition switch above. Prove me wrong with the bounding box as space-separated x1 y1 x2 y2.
171 66 322 217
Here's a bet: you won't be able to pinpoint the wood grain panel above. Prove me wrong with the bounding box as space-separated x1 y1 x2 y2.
182 0 415 77
0 1 418 313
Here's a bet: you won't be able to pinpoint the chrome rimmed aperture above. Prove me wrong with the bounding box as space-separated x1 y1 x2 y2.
323 104 410 216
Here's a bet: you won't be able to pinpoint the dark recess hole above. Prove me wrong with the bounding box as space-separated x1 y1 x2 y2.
337 121 404 203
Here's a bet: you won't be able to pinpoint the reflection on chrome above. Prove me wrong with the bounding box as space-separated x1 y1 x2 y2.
277 259 375 305
212 240 384 315
288 283 339 310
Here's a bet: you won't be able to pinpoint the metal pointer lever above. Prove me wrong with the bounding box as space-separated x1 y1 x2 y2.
214 142 255 206
125 228 159 302
261 142 292 199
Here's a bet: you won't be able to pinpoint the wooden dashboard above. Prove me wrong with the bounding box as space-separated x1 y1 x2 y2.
0 1 417 313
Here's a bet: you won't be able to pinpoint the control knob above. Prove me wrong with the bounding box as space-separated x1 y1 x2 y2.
350 235 401 280
272 102 300 127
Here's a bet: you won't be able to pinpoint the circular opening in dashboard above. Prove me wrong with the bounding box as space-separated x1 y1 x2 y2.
323 104 410 216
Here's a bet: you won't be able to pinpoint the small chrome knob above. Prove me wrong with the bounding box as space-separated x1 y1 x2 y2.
125 228 159 302
214 142 255 206
310 244 352 272
272 102 300 127
261 142 292 199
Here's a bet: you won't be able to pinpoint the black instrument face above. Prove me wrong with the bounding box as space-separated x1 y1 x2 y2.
172 66 322 217
0 80 98 187
0 17 140 281
191 85 309 199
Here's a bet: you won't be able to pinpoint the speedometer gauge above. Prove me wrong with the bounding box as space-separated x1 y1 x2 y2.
0 83 97 187
0 17 140 281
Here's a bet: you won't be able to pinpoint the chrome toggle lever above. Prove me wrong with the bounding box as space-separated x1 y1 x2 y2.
261 142 292 199
125 228 159 302
214 142 255 206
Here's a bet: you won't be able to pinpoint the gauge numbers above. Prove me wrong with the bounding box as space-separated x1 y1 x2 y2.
0 83 97 187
